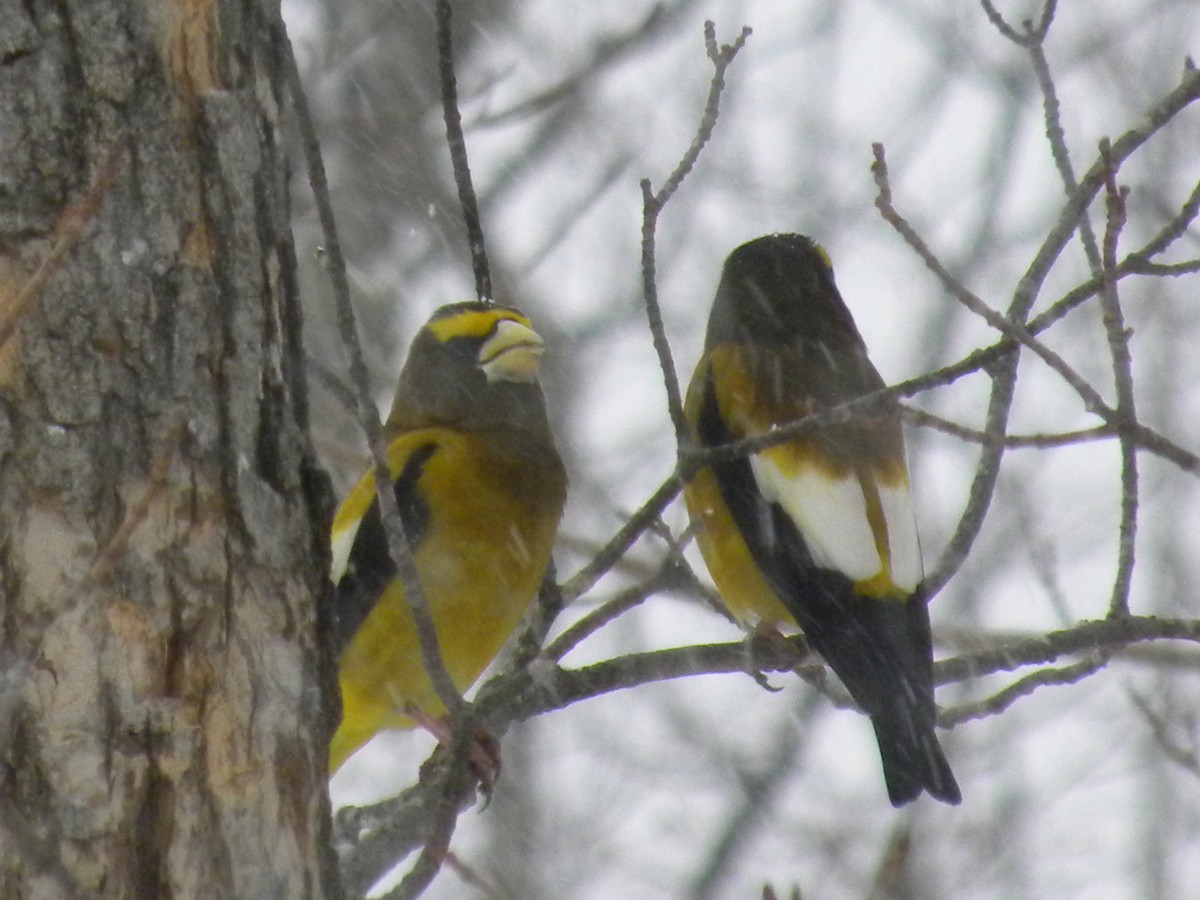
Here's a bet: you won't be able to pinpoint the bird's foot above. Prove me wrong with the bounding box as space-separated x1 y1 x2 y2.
410 706 502 804
463 727 502 803
743 622 805 692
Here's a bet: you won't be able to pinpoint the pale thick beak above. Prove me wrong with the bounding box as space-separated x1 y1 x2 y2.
478 318 546 383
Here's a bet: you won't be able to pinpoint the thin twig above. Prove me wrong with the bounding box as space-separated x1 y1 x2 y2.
639 21 752 446
901 167 1199 453
561 474 685 603
937 617 1200 687
1133 175 1200 261
1098 140 1138 617
1033 0 1059 39
978 0 1058 45
1028 23 1088 255
546 569 671 662
549 511 716 660
1130 259 1200 276
941 651 1109 727
276 16 463 720
1033 216 1199 339
1015 10 1142 619
906 336 1200 477
873 144 1115 420
436 0 491 302
383 728 476 900
902 406 1114 449
1022 19 1146 618
871 139 1024 591
1022 61 1200 308
929 363 1018 596
977 0 1025 44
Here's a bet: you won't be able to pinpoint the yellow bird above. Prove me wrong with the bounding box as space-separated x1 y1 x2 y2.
328 302 567 774
684 234 960 806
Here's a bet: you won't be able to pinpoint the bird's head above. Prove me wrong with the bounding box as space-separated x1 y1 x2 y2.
386 301 554 437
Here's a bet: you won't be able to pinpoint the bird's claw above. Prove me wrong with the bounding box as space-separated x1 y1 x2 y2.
410 707 502 805
742 622 804 692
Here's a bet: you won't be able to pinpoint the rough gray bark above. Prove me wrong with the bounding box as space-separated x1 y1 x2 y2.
0 2 337 897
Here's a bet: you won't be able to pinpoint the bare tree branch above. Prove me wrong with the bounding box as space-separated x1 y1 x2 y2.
639 21 752 446
1021 12 1141 621
338 612 1200 885
942 652 1110 727
873 143 1122 423
435 0 491 302
277 11 464 730
903 406 1115 450
546 568 670 662
1098 141 1138 617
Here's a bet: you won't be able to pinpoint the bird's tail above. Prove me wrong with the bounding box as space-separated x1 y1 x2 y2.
872 714 961 807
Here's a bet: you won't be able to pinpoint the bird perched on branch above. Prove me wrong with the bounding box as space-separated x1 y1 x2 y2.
683 234 960 806
328 301 567 774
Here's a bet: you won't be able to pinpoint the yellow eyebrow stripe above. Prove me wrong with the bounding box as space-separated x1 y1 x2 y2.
426 309 532 343
810 240 833 272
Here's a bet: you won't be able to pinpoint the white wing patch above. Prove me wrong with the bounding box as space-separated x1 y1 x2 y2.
329 517 362 584
878 479 922 592
750 455 882 581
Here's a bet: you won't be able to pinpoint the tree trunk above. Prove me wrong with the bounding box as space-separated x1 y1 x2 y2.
0 2 337 897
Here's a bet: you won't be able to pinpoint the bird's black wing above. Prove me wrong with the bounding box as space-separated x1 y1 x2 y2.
695 364 958 805
332 442 437 654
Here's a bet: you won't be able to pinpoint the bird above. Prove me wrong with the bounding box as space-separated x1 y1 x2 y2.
327 301 567 774
683 234 960 806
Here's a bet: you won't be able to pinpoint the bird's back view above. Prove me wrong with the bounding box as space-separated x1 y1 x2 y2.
684 234 959 806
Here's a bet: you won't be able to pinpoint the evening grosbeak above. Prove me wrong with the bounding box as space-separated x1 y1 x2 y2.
328 302 567 774
684 234 960 806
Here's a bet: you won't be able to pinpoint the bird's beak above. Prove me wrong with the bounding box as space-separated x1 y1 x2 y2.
478 318 546 383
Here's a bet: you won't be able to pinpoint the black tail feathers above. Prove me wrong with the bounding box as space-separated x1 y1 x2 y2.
873 717 961 807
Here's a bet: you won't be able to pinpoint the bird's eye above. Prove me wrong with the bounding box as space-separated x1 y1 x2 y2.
442 335 480 362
